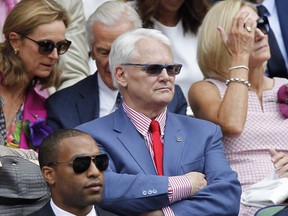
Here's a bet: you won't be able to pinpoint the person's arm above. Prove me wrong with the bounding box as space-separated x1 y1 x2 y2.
167 125 241 215
51 0 89 93
189 79 248 137
189 11 256 137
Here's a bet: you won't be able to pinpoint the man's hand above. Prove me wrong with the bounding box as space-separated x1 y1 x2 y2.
185 172 207 196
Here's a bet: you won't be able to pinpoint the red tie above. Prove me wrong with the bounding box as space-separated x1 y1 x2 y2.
150 120 163 176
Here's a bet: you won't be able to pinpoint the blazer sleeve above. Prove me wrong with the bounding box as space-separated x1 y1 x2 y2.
169 125 241 216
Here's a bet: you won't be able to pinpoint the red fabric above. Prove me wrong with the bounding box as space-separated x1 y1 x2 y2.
150 120 163 176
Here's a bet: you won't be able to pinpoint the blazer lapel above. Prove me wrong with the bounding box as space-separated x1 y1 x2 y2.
113 107 156 174
77 73 100 123
163 113 185 176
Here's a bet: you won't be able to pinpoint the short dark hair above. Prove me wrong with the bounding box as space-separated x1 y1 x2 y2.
38 129 90 169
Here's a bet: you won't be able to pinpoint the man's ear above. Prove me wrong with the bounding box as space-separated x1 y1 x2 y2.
8 32 21 51
42 166 56 186
90 50 95 60
115 65 127 87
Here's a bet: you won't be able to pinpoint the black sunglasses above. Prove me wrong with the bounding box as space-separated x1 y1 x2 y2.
23 35 71 55
257 16 270 34
121 63 182 76
50 154 109 174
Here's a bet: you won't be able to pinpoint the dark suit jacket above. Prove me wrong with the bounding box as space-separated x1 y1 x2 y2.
46 72 187 132
267 0 288 78
76 106 241 216
28 202 55 216
28 201 116 216
276 0 288 63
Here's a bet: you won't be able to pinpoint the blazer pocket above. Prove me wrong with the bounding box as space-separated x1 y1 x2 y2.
181 157 204 173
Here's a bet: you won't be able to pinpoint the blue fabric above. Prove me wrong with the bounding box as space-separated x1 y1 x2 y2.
257 4 288 78
76 106 242 216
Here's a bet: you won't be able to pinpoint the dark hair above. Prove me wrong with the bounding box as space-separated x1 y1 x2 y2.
133 0 211 34
0 0 70 89
38 129 90 169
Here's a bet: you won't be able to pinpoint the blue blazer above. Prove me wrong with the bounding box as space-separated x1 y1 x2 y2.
46 72 187 132
76 106 242 216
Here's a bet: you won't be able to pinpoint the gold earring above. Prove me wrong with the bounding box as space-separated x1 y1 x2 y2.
14 48 19 55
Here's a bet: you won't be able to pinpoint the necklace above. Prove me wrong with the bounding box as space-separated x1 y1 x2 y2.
0 96 5 106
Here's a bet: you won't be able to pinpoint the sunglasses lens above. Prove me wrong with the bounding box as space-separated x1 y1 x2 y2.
38 41 55 55
94 154 109 171
73 156 91 173
57 40 71 55
257 17 269 34
146 64 163 75
166 65 181 75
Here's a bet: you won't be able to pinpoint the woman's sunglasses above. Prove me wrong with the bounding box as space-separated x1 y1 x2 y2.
23 35 71 55
121 63 182 76
257 16 270 34
49 154 109 174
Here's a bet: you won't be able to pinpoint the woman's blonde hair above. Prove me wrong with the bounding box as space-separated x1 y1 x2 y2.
197 0 255 81
0 0 70 89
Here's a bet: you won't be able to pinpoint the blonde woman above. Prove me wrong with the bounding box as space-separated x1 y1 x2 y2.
189 0 288 215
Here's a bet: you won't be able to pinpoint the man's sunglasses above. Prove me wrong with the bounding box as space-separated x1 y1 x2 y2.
121 63 182 76
49 154 109 174
257 16 270 34
23 35 71 55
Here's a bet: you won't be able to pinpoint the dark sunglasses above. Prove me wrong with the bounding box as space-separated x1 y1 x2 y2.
257 16 270 34
121 63 182 76
23 35 71 55
50 154 109 174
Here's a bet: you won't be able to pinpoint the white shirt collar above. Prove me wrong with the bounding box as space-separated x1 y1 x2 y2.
97 73 119 117
50 199 97 216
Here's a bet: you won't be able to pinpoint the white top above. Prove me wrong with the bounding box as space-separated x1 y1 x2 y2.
51 199 97 216
152 18 203 102
98 73 119 117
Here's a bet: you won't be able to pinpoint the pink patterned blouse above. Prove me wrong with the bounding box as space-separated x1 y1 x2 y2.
206 77 288 216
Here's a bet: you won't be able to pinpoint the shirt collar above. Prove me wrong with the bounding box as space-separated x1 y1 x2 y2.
97 72 118 98
122 102 167 137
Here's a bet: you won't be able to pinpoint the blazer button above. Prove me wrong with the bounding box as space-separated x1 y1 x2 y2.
142 190 147 196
